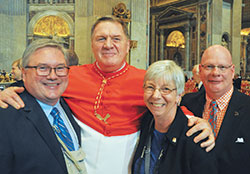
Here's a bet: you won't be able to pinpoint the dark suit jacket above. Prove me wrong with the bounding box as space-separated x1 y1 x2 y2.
0 90 81 174
132 107 217 174
181 89 250 174
9 80 24 87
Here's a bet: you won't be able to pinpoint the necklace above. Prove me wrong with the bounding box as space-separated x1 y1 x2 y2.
93 63 128 124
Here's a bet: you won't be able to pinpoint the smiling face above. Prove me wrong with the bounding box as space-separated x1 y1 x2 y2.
22 47 68 106
91 21 130 72
11 62 22 81
200 45 235 99
144 79 181 120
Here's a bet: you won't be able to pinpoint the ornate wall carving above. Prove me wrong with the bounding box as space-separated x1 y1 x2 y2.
34 16 70 37
28 9 74 49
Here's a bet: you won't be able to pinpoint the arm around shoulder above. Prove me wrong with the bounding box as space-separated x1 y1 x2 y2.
0 86 25 109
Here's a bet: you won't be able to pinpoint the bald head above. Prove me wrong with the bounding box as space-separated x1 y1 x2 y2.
199 45 235 99
201 45 232 65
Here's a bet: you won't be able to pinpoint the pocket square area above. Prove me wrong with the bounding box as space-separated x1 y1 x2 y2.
235 137 244 143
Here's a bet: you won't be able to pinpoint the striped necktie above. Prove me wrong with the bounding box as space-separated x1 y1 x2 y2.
209 100 218 137
50 107 75 151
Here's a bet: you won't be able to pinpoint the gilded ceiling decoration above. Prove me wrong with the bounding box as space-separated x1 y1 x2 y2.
166 30 185 48
241 28 250 36
33 15 70 37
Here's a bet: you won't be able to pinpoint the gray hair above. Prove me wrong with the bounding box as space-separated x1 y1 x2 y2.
144 60 185 95
22 39 69 67
91 16 129 39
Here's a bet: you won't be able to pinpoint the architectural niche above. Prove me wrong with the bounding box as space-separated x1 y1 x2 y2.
27 1 75 49
151 6 194 70
34 16 70 37
166 30 185 48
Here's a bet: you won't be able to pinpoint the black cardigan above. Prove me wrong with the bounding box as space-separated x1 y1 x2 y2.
132 107 218 174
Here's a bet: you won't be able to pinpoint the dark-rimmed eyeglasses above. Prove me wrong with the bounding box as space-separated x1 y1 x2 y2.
201 64 232 72
25 64 70 77
144 85 177 95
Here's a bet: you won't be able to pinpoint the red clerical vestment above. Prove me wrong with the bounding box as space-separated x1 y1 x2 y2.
63 62 147 136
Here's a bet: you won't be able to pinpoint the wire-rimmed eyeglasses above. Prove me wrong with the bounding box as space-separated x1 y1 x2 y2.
201 64 232 72
25 64 70 77
144 85 177 95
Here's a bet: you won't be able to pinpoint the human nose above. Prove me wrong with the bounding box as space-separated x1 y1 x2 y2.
211 66 221 75
47 68 58 79
152 88 162 98
104 37 113 48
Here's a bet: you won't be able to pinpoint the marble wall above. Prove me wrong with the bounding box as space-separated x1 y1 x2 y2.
75 0 149 69
0 0 27 72
0 0 149 72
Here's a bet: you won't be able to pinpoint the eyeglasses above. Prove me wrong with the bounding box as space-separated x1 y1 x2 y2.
144 85 177 95
25 64 70 77
201 64 232 72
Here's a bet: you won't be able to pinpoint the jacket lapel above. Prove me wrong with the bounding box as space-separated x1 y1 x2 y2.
21 91 68 173
215 90 245 151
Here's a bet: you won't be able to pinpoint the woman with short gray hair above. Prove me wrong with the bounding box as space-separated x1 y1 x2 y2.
132 60 217 174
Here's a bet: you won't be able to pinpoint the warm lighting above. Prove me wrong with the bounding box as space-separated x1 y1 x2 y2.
241 28 250 36
34 15 70 37
166 30 185 48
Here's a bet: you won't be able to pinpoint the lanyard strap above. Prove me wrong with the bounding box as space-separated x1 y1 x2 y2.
55 134 83 172
144 134 152 174
144 119 166 174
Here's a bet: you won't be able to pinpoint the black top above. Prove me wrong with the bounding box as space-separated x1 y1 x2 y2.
132 107 218 174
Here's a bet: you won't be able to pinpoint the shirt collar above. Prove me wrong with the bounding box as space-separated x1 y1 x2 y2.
206 86 234 111
36 99 60 117
95 61 126 74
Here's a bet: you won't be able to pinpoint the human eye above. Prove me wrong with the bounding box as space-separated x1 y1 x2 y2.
145 85 154 91
97 37 106 41
161 87 171 94
38 65 49 72
55 66 65 72
205 65 214 70
218 65 226 71
113 37 121 41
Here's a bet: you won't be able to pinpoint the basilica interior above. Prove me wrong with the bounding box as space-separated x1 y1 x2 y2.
0 0 250 88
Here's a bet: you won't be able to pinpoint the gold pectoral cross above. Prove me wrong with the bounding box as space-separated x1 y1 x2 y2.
95 113 111 124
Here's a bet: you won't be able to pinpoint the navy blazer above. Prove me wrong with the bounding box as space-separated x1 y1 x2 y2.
181 89 250 174
132 107 217 174
0 90 81 174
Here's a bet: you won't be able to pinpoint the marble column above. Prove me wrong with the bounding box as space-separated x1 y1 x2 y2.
159 29 164 60
184 24 190 71
155 24 159 61
150 15 156 64
241 35 248 76
231 0 242 74
211 0 223 44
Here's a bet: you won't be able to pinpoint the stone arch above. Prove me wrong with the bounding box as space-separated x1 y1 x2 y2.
165 30 185 67
166 30 185 48
27 10 74 48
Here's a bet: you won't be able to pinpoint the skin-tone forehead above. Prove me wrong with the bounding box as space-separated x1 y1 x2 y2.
92 21 126 37
201 45 232 64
